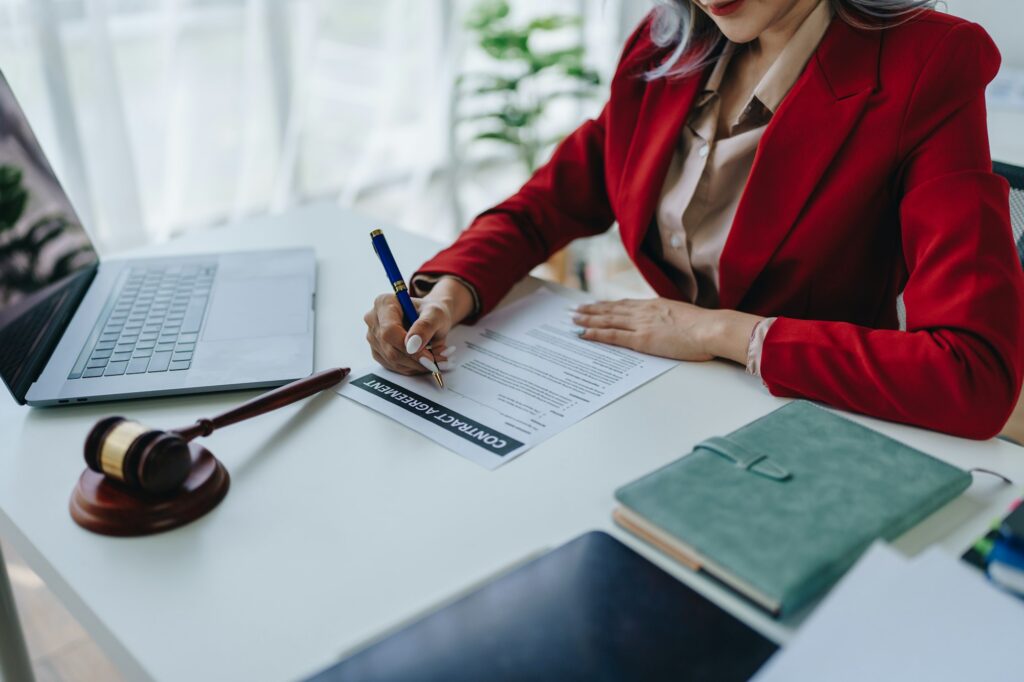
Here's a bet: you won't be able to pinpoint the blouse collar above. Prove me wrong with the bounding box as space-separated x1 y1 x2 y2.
697 0 834 117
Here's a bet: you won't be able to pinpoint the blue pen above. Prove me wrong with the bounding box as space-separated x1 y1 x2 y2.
370 229 444 388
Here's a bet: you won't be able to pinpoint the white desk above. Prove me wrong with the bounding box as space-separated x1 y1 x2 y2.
1 202 1022 682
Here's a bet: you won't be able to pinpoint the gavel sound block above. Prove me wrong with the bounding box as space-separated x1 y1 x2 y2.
70 367 349 537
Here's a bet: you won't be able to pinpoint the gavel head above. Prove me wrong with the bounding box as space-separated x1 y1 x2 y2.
84 417 192 495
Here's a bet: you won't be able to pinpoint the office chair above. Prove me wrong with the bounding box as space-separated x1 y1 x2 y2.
994 161 1024 266
994 161 1024 445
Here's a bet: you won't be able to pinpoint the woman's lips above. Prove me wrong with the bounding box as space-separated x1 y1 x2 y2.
708 0 746 17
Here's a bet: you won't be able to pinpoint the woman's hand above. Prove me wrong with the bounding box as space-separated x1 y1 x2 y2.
572 298 763 365
364 296 455 375
363 276 475 375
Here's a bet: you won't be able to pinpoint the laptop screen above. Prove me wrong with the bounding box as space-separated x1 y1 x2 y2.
0 71 98 401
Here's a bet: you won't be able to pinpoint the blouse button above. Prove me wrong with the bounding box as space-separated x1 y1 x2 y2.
670 233 685 249
698 143 710 158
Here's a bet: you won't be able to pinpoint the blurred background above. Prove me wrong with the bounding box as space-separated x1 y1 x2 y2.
1 1 1023 680
1 0 1021 300
0 0 647 297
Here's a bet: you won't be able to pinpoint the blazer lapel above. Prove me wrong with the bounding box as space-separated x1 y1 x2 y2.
717 21 881 311
617 69 705 262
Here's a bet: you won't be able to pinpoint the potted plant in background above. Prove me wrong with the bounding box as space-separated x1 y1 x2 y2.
454 0 602 285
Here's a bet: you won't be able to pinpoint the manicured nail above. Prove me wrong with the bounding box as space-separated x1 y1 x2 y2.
438 361 455 371
440 346 456 357
418 357 436 372
573 327 586 337
406 335 423 354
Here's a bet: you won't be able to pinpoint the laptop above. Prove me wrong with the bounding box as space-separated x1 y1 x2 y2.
0 71 315 406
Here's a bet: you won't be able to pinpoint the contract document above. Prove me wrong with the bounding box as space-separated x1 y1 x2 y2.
337 287 678 469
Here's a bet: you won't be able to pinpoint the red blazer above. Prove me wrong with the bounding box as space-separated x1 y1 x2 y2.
417 11 1024 439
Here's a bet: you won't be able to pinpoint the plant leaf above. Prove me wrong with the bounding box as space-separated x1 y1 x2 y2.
561 64 601 85
51 244 93 279
0 164 27 232
526 15 581 32
464 75 522 95
460 102 545 128
528 46 585 73
24 216 69 251
465 0 510 31
473 130 522 147
479 30 531 61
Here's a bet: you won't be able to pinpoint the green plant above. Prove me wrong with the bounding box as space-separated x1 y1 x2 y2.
458 0 602 174
0 164 89 304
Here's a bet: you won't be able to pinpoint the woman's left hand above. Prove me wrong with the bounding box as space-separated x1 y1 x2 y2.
572 298 762 364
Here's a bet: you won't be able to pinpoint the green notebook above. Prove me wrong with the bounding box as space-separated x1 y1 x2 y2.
614 401 971 616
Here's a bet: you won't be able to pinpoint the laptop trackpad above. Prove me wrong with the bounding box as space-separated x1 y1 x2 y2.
202 276 310 341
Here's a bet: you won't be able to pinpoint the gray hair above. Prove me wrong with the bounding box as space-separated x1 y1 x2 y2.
647 0 940 79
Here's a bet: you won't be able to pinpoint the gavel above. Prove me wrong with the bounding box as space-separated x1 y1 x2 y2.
83 367 349 495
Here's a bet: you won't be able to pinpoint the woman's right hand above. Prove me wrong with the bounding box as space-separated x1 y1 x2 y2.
364 276 476 375
363 294 457 376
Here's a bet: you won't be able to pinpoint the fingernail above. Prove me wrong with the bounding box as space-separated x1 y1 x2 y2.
570 314 581 324
419 357 436 372
573 327 586 337
438 361 455 371
440 346 456 357
406 335 423 354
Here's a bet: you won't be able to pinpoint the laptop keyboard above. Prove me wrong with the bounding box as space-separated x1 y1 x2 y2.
69 264 216 379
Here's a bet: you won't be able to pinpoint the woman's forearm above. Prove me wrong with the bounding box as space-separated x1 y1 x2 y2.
424 276 477 326
702 309 764 365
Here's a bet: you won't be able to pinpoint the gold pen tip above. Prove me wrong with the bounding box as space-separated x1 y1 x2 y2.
370 228 383 237
434 372 445 388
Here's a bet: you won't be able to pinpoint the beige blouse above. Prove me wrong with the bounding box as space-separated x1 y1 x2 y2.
652 0 831 375
652 0 832 309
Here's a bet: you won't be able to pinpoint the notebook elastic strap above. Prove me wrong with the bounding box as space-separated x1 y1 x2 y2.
695 436 792 482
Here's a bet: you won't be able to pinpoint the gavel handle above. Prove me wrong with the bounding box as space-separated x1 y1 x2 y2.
173 367 350 442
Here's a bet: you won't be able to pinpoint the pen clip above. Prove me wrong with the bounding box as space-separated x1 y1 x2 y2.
695 436 792 482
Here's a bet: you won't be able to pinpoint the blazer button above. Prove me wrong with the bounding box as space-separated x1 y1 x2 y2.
670 233 685 249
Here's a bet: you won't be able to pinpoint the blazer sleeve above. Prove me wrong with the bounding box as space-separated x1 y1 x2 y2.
413 20 652 320
759 22 1024 439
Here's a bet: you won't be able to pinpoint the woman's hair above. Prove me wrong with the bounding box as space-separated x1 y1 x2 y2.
647 0 939 79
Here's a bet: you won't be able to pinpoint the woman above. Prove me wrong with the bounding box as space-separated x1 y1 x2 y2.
364 0 1024 439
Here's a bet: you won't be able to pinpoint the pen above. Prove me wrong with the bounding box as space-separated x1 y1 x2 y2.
370 229 445 388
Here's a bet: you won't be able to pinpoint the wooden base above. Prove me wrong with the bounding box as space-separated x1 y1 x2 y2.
70 444 230 537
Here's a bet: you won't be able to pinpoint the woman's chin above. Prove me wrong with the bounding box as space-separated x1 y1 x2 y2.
715 24 764 44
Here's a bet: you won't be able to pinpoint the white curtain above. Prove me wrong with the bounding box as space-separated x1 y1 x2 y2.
0 0 637 254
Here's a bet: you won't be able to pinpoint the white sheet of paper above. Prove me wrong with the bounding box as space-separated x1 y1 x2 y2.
337 287 677 469
753 542 1024 682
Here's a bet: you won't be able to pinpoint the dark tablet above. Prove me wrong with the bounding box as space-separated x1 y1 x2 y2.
306 531 777 682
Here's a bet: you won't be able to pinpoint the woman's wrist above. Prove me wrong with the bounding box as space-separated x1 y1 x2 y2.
701 309 764 365
424 276 476 326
